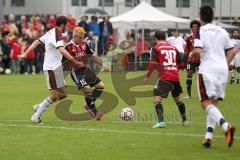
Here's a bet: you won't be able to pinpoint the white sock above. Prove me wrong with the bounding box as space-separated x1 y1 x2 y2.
229 70 234 79
237 72 240 80
205 114 216 140
33 98 53 118
205 104 228 132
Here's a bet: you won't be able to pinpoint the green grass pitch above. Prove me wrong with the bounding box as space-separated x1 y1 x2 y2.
0 71 239 160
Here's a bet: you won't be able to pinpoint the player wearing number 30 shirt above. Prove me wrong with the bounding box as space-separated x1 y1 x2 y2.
144 31 188 128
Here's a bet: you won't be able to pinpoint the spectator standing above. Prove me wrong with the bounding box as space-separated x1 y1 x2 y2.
88 16 100 53
10 35 21 74
78 16 88 36
98 16 113 56
0 31 11 69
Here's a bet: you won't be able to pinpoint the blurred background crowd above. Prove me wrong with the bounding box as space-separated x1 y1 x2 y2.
0 13 115 74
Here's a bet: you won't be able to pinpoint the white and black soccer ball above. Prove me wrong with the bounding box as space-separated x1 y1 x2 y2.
120 107 134 121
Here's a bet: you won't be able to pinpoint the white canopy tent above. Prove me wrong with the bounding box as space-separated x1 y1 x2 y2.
110 1 190 29
110 1 190 70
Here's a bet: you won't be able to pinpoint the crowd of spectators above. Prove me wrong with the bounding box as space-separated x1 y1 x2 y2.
0 13 113 74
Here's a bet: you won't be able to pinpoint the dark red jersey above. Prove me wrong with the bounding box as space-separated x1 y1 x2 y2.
65 40 93 70
185 34 200 63
146 42 181 82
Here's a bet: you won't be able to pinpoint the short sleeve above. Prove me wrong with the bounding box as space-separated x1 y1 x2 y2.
38 34 46 44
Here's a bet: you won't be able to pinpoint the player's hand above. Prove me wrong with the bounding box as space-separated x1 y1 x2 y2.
102 64 111 72
18 54 26 59
72 59 85 67
143 77 149 84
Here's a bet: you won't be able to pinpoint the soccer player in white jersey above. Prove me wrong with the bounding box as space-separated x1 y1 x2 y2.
18 16 84 124
192 6 237 148
167 31 186 55
229 30 240 84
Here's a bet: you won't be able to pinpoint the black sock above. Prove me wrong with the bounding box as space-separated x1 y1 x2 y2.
155 102 164 122
85 95 98 115
177 101 187 121
186 78 192 97
92 88 104 102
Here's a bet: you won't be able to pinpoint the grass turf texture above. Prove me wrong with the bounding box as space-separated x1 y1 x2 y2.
0 71 239 160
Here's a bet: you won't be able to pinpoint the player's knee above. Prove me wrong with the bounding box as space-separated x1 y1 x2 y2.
173 96 182 104
153 96 162 104
92 87 104 99
95 82 104 89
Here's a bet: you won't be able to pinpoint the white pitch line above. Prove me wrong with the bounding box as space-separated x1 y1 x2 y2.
0 119 206 124
0 119 239 126
0 123 239 140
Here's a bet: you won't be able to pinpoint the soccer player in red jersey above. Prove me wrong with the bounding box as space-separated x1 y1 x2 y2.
184 20 201 99
143 31 188 128
65 27 110 120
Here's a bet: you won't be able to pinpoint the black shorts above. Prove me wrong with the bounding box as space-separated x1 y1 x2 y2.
153 80 183 98
186 62 200 73
70 67 101 89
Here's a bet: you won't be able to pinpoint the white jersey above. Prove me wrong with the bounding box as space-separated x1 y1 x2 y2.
39 28 64 71
194 23 234 76
230 38 240 67
167 36 186 53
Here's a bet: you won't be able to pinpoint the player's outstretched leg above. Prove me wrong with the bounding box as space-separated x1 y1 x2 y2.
92 82 105 120
31 88 66 124
82 86 103 121
31 98 53 124
204 103 236 147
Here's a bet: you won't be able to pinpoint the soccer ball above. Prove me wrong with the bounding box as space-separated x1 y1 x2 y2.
5 69 11 74
120 107 134 121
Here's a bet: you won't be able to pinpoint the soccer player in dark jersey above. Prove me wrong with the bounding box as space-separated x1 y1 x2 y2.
184 20 201 99
143 31 188 128
65 27 111 120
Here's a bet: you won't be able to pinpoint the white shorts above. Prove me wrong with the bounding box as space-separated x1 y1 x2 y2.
44 65 66 90
230 52 240 67
197 74 227 101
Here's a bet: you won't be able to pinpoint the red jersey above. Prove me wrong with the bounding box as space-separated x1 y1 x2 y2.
146 42 181 82
185 34 200 63
65 40 93 70
10 40 22 60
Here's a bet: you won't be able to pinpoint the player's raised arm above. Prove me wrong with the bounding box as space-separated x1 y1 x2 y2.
18 39 41 59
58 46 85 67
